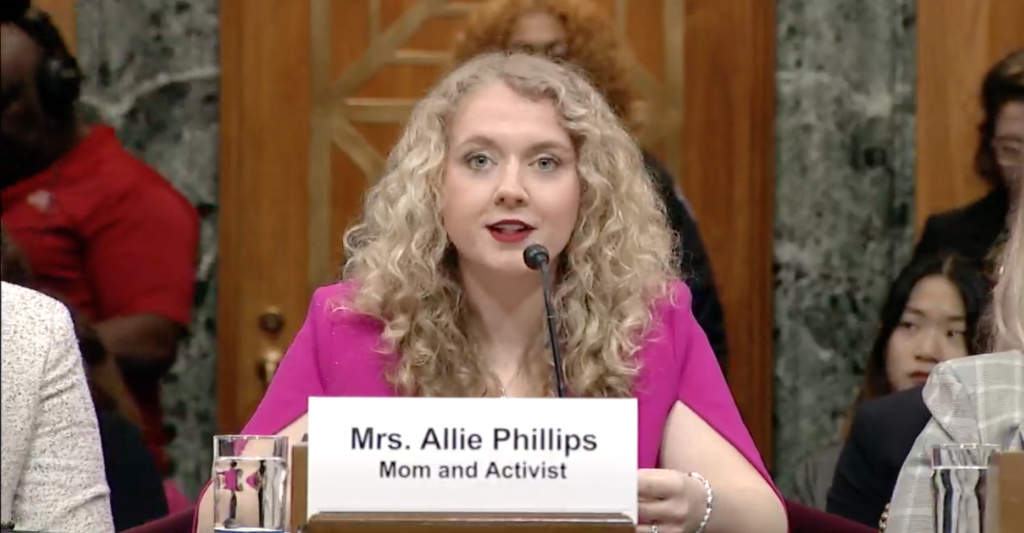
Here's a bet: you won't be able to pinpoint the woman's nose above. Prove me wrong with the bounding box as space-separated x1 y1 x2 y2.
913 331 942 362
493 163 528 206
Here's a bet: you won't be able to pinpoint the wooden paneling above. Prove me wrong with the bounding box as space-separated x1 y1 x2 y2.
219 0 776 462
916 0 1024 233
34 0 77 54
217 0 313 432
682 0 776 461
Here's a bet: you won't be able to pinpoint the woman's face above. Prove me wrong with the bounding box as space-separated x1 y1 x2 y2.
885 275 970 392
994 101 1024 189
441 81 580 277
509 10 568 59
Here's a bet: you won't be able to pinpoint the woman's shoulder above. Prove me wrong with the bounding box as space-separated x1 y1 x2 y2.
1 282 73 368
298 281 389 386
306 281 382 334
653 279 693 317
923 351 1024 444
637 280 706 377
931 350 1024 386
1 282 68 323
646 280 696 345
310 280 357 309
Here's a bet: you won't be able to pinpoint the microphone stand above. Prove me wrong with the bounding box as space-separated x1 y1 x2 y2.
523 244 566 398
538 260 566 398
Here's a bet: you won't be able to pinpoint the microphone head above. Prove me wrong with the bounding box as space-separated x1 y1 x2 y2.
1 0 30 23
523 244 550 270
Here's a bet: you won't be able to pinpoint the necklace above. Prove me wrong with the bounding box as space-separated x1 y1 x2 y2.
499 386 507 398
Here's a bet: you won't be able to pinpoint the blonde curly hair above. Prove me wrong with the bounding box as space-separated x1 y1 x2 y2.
340 53 678 398
992 181 1024 353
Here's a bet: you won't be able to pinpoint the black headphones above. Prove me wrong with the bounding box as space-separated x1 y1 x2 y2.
1 0 83 117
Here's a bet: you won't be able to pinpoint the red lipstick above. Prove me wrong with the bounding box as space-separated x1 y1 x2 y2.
487 219 535 243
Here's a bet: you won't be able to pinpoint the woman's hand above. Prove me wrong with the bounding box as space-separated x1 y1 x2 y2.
637 468 702 533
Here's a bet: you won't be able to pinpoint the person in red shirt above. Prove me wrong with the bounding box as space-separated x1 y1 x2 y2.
1 3 198 479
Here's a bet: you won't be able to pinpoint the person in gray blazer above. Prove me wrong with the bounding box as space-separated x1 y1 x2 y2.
0 282 115 533
885 179 1024 533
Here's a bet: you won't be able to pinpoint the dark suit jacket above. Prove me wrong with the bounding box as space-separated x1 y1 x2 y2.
98 410 169 531
825 386 931 528
642 152 729 370
912 187 1009 264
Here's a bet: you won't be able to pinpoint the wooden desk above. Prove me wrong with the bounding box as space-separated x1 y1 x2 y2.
987 452 1024 533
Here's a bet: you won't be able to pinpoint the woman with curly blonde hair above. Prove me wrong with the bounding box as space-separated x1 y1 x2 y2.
193 53 784 533
451 0 731 369
885 169 1024 533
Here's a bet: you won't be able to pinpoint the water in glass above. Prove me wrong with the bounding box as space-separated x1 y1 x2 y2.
213 435 288 533
931 444 1000 533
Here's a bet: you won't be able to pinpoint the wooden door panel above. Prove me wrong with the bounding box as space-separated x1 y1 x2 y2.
318 0 483 282
221 0 775 459
219 0 313 432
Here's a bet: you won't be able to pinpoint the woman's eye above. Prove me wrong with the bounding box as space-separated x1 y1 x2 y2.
534 156 559 171
898 321 917 330
947 330 965 338
466 154 492 170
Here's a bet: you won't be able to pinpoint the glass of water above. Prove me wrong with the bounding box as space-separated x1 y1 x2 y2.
213 435 289 533
931 443 1002 533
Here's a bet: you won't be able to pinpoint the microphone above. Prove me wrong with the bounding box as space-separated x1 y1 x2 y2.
523 243 566 398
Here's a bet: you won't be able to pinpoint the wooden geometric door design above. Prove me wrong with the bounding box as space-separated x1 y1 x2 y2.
307 0 686 288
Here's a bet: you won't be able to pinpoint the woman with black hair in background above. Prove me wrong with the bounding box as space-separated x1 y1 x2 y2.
792 253 990 515
1 226 168 531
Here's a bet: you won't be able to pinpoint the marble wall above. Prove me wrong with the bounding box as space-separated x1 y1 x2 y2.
773 0 918 493
76 0 221 496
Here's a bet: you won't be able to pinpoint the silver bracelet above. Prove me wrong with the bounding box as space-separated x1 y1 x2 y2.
686 472 713 533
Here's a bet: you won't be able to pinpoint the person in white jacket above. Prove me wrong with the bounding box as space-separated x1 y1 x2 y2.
885 170 1024 532
1 281 115 533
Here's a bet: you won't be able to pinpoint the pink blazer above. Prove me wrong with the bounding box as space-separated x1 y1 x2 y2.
193 280 779 530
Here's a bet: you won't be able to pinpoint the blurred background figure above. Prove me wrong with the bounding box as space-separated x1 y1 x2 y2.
913 49 1023 277
450 0 730 369
0 0 199 510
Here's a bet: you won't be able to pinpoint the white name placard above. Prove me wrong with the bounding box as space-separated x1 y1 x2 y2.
307 397 638 521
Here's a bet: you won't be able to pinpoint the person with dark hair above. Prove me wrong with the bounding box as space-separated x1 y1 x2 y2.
886 163 1024 533
822 254 992 527
449 0 730 370
851 254 991 406
1 224 169 532
0 2 199 479
791 253 990 512
913 49 1023 277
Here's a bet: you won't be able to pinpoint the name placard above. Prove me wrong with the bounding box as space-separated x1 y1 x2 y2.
307 397 637 521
